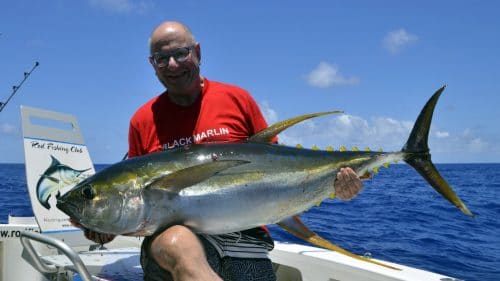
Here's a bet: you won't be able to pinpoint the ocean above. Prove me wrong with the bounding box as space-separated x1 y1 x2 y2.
1 163 499 281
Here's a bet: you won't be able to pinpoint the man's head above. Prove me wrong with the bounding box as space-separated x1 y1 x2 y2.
149 21 202 97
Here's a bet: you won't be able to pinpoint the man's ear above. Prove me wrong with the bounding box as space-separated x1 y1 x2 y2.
148 56 156 67
194 43 201 63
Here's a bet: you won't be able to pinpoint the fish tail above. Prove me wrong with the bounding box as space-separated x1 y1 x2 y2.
401 86 473 217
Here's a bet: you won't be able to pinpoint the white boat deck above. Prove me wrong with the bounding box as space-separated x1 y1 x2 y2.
1 215 459 281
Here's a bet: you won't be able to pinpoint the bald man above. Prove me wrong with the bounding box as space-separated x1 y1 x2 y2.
81 21 363 281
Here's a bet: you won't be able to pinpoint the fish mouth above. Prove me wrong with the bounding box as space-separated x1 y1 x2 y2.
56 196 80 218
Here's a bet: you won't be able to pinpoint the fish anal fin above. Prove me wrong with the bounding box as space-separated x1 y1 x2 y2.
148 160 250 193
247 111 342 143
277 215 400 270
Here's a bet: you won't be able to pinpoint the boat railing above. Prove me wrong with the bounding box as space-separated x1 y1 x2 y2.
20 230 93 281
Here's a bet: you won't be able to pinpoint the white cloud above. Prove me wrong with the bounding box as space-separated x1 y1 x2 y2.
258 101 278 124
89 0 153 13
1 122 18 136
254 101 496 162
305 62 359 88
430 127 492 161
276 114 413 151
383 29 418 54
436 131 449 138
467 138 486 152
276 114 488 158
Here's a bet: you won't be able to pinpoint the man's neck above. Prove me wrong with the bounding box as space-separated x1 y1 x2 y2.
167 91 200 106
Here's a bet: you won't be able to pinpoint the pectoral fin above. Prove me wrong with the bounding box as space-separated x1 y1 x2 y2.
248 111 342 143
41 174 60 184
277 215 400 270
148 160 250 193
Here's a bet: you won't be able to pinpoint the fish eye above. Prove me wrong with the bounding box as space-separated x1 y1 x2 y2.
81 185 95 200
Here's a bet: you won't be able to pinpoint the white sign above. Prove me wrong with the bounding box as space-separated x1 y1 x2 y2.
23 138 95 233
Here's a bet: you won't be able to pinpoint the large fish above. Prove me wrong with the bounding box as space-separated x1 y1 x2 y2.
36 155 90 209
57 86 472 269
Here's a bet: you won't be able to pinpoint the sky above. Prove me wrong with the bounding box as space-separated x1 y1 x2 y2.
1 0 499 164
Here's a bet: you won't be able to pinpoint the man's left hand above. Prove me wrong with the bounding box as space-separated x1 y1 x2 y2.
334 167 363 200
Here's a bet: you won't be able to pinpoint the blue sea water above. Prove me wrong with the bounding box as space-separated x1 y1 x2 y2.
1 163 499 281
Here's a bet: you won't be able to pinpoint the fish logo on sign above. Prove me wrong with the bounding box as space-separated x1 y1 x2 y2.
36 155 91 209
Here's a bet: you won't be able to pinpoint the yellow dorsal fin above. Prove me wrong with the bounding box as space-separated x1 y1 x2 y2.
311 145 319 151
378 148 383 152
296 144 303 149
339 146 347 152
248 111 343 143
373 166 380 174
383 162 390 168
329 192 335 199
326 146 334 152
352 146 359 151
364 147 371 152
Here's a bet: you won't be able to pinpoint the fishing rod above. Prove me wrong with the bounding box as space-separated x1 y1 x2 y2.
0 61 40 112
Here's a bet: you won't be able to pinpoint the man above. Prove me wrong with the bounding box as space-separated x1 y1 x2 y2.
82 21 363 281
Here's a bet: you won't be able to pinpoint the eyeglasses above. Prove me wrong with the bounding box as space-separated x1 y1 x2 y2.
150 46 194 67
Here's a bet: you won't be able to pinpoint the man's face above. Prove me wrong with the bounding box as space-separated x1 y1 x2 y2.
150 42 201 94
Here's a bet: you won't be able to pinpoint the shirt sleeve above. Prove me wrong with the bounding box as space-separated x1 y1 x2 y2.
128 121 142 158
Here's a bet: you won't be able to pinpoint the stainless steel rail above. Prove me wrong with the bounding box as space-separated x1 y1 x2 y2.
20 231 93 281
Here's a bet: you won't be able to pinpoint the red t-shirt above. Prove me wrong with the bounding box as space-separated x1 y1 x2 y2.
128 78 271 157
128 78 275 242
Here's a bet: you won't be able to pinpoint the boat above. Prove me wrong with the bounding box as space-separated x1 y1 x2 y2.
0 105 462 281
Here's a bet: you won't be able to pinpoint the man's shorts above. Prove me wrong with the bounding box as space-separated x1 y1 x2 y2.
141 233 277 281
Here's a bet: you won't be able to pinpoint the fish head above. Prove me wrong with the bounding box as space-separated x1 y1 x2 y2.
56 175 129 234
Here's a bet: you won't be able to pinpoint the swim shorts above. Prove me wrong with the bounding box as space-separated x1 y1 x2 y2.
141 233 277 281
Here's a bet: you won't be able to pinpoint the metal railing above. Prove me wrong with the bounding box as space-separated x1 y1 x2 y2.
20 231 93 281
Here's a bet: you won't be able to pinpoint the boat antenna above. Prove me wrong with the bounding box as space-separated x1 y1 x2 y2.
0 61 40 112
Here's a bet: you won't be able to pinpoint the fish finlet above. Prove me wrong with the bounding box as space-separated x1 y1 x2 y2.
296 144 303 149
339 146 347 152
311 145 319 151
326 146 334 152
352 146 359 151
373 166 380 174
364 147 371 152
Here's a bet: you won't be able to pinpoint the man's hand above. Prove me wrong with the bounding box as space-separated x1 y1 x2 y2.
334 167 363 200
70 218 116 244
